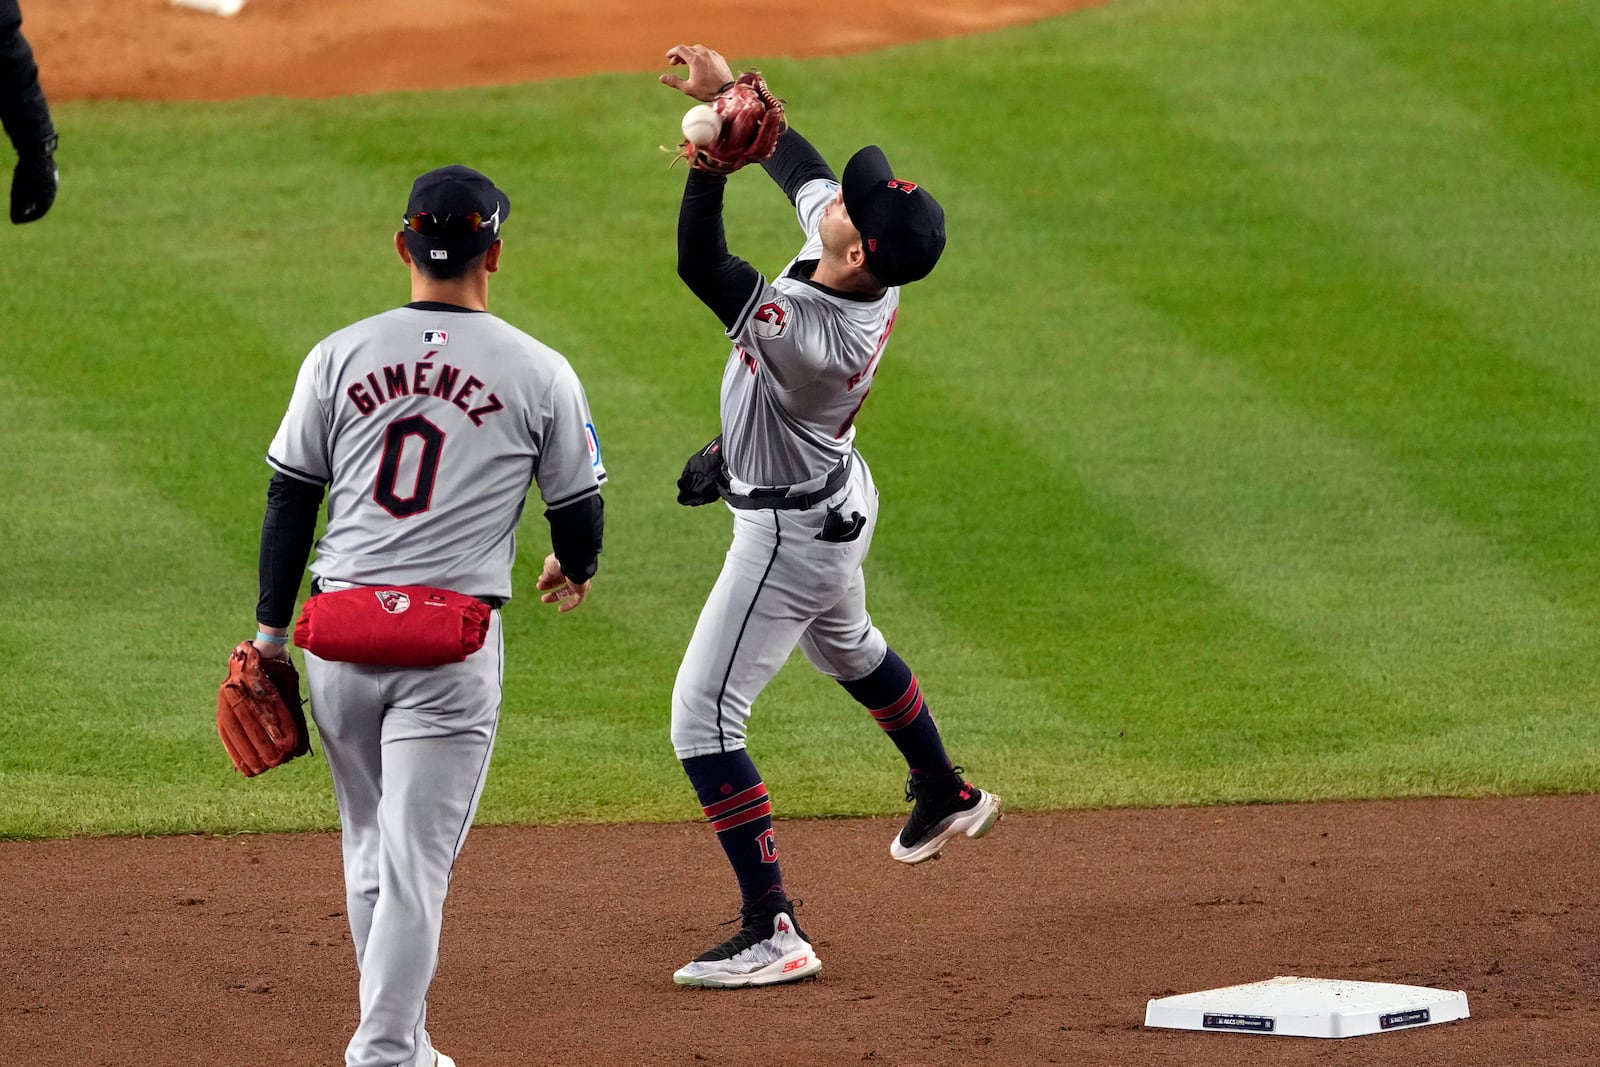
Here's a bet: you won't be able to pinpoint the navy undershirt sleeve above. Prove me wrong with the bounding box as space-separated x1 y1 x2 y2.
545 493 604 584
256 472 324 627
0 0 55 153
677 170 764 331
760 127 836 206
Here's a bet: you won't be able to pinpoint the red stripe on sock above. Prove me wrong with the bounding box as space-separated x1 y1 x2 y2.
877 696 925 732
711 800 773 833
870 678 921 722
702 783 769 820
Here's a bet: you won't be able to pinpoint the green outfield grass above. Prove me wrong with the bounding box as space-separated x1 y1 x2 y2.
1 0 1596 837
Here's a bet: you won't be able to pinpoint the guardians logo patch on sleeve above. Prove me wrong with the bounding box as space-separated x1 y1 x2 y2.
752 297 792 339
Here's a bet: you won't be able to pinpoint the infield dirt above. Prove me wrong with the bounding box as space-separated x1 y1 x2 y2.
7 2 1597 1064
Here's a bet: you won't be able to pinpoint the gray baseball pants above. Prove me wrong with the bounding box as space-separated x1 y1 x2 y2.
671 457 889 757
305 613 503 1067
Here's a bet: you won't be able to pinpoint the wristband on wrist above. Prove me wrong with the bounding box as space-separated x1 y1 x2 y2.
255 630 289 645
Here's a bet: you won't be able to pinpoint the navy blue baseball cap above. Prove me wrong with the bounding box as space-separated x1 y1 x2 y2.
841 146 946 287
400 165 511 265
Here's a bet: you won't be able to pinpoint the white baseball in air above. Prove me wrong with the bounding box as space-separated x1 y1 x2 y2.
681 104 722 147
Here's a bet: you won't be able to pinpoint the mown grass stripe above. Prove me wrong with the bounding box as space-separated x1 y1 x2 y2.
1328 0 1600 201
1129 10 1600 402
943 52 1600 621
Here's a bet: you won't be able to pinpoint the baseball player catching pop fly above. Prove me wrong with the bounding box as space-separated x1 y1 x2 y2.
249 165 605 1065
660 44 1001 988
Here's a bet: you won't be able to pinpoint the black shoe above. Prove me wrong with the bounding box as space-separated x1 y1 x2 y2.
672 890 822 987
891 766 1002 865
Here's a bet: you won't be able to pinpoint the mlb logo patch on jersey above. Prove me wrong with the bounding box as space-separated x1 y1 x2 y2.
422 330 449 345
585 422 602 468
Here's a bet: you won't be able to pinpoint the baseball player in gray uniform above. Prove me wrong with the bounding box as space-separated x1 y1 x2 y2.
250 166 606 1065
660 44 1001 988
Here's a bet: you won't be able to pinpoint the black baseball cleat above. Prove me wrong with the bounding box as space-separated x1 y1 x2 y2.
672 889 822 988
890 766 1002 864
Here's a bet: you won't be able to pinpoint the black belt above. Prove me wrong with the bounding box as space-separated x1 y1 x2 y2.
719 457 851 511
312 579 506 611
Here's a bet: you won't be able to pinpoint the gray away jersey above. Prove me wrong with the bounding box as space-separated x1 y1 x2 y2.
721 178 901 489
267 306 606 599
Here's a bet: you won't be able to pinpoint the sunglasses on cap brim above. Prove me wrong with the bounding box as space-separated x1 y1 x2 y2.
401 209 500 239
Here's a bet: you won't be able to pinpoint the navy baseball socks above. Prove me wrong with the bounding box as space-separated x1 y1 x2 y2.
675 752 821 987
841 648 1003 864
842 648 951 771
682 750 784 905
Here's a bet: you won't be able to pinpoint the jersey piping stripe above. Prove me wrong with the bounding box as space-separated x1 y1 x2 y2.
714 511 782 750
266 455 327 486
543 484 603 510
702 782 770 820
724 272 770 340
710 800 773 833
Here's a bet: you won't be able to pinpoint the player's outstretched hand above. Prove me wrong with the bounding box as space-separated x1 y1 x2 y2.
536 552 591 614
659 44 735 102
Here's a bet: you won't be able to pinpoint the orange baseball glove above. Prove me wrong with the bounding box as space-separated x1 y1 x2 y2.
217 641 311 777
684 72 786 174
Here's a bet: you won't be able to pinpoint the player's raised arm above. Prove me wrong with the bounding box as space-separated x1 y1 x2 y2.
660 44 796 332
675 170 764 331
660 45 765 330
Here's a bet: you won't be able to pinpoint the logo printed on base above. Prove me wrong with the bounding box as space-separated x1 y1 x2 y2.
1380 1009 1431 1029
1202 1014 1275 1032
